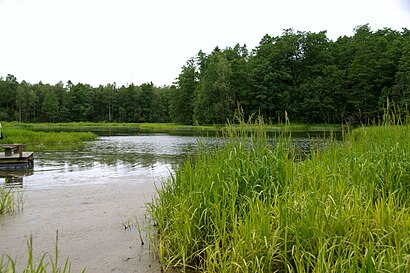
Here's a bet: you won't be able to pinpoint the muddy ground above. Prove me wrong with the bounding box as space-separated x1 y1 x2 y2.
0 180 170 273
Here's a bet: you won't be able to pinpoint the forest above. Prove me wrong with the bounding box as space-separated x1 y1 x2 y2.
1 24 409 125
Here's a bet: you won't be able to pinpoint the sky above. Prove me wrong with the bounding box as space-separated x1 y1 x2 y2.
0 0 409 87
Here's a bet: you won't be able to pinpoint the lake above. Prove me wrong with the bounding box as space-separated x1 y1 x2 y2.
0 133 207 189
0 130 339 272
0 130 338 188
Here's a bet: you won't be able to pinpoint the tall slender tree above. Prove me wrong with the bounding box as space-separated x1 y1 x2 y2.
171 58 198 124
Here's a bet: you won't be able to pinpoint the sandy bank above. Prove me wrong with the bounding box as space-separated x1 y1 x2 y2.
0 180 167 273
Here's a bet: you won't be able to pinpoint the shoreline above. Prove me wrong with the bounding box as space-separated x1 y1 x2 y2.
0 180 166 273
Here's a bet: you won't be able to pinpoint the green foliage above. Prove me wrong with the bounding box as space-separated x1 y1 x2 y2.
170 59 198 124
0 125 96 150
194 50 235 124
0 187 21 215
1 25 409 125
0 232 86 273
149 118 410 272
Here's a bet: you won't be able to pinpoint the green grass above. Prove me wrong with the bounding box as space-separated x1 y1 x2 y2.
3 121 341 136
0 187 19 215
0 184 24 216
148 119 410 272
0 231 86 273
0 127 96 151
0 125 96 214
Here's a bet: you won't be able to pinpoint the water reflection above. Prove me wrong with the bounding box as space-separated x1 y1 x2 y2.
23 134 210 189
39 135 201 168
6 133 338 190
0 169 34 188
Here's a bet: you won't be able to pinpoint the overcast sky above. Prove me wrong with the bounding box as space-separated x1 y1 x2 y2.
0 0 409 87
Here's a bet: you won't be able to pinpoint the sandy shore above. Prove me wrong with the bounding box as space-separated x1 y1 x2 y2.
0 180 168 273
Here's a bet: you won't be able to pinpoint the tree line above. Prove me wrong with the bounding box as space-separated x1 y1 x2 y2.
1 24 409 124
0 78 171 123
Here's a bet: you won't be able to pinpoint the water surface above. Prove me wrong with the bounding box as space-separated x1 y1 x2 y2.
0 134 204 189
0 131 337 189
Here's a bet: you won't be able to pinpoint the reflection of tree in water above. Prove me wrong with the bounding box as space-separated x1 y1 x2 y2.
79 135 211 169
34 136 221 180
55 151 190 170
36 134 336 175
0 169 33 188
5 176 23 187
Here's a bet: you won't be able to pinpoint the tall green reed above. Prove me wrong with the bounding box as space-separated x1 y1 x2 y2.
149 110 410 272
0 231 86 273
0 128 96 150
0 186 23 215
0 187 14 215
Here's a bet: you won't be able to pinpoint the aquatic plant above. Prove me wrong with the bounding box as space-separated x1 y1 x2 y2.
0 127 96 151
0 185 23 215
148 117 410 272
0 187 14 215
3 121 340 137
0 231 86 273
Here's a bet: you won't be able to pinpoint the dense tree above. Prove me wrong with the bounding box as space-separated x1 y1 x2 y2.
224 44 250 118
170 58 198 124
194 50 235 124
0 74 18 120
0 25 409 125
42 86 60 122
384 29 410 115
246 33 293 120
139 83 154 122
65 83 93 121
152 85 171 123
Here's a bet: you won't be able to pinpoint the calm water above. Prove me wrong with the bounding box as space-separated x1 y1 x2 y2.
0 131 338 189
0 134 206 189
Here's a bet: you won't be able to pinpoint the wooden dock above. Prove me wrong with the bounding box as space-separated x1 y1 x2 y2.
0 144 34 170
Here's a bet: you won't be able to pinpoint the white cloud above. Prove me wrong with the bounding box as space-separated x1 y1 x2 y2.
0 0 409 86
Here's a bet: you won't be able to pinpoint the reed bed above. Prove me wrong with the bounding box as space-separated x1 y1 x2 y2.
149 120 410 272
0 128 96 150
0 232 86 273
5 122 340 136
0 187 15 215
0 185 24 216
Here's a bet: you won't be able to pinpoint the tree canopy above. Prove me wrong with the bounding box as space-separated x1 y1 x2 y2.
1 25 409 124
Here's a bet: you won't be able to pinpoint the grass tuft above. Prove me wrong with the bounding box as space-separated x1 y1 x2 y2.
148 114 410 272
0 231 86 273
0 186 24 215
0 127 96 151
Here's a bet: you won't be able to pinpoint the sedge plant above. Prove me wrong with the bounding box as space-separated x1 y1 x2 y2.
148 109 410 272
0 231 86 273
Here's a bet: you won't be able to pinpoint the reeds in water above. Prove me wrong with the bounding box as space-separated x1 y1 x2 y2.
148 117 410 272
0 128 96 150
0 186 23 215
0 231 86 273
0 187 15 215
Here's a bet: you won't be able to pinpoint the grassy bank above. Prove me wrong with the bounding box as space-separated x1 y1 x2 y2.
149 122 410 272
4 122 341 136
0 125 96 215
0 187 22 215
0 126 96 151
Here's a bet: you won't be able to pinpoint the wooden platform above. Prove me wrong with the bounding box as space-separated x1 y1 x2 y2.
0 145 34 170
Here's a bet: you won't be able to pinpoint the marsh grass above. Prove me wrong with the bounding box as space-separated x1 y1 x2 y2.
0 187 14 215
0 186 24 215
148 114 410 272
3 122 340 137
0 127 96 151
0 231 86 273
